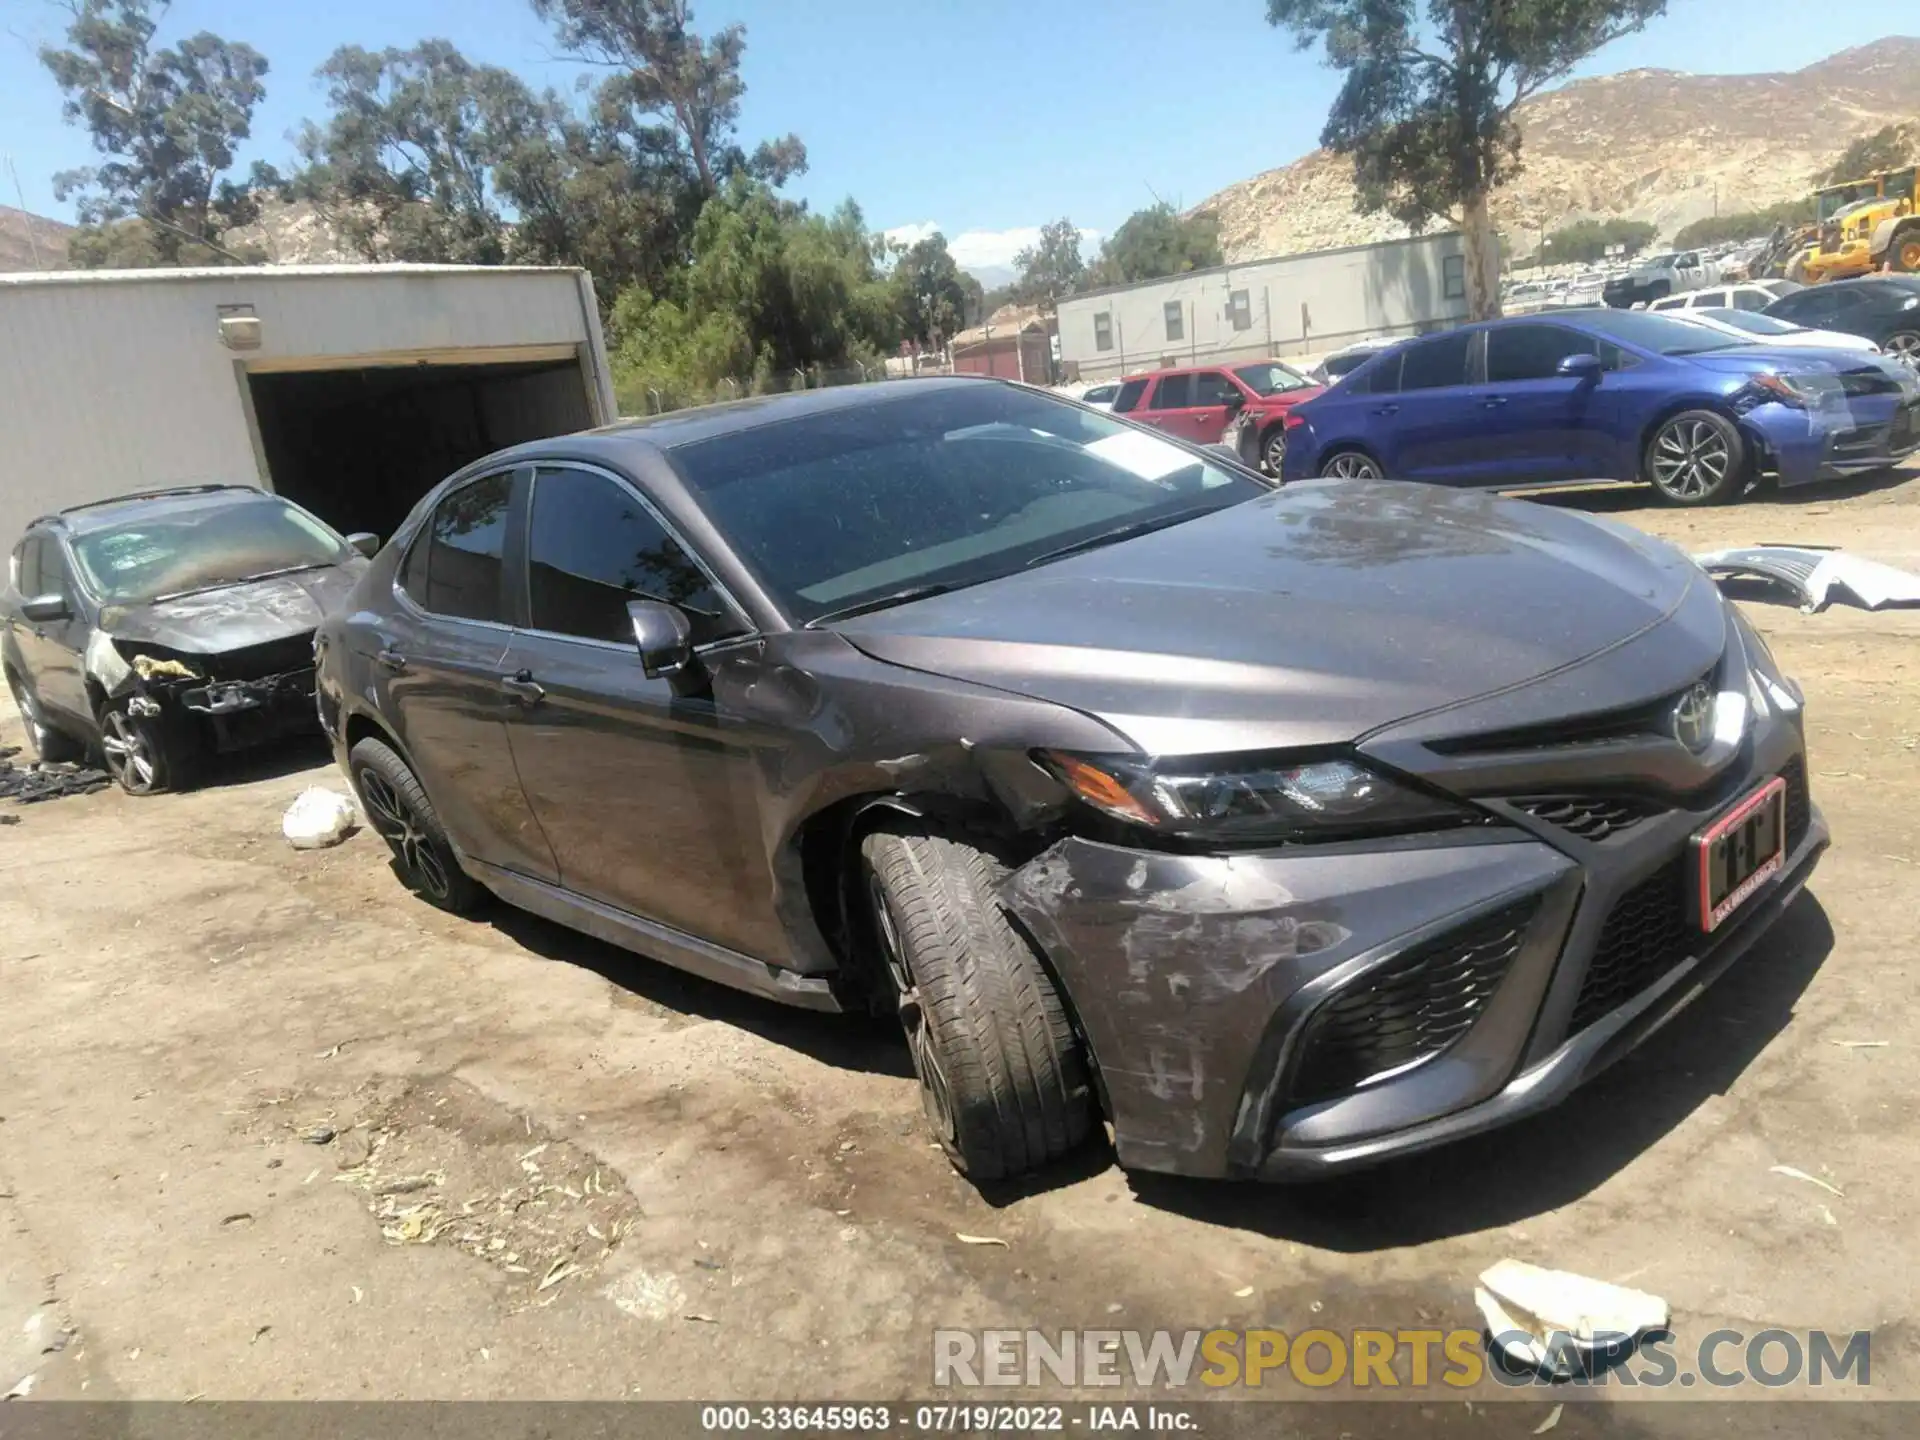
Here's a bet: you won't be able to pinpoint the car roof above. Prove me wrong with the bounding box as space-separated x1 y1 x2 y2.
438 376 1050 477
33 484 279 538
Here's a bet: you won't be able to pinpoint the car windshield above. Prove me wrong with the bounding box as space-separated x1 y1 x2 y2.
1564 307 1745 356
69 496 349 605
1699 308 1802 336
670 385 1265 624
1232 362 1314 395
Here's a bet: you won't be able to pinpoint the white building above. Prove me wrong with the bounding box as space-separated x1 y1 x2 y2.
1057 233 1471 382
0 264 616 547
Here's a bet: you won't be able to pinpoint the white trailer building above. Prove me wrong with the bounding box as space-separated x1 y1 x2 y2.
1057 233 1471 382
0 264 616 548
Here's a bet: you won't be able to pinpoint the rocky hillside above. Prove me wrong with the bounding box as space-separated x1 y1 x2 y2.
0 205 74 272
1197 36 1920 260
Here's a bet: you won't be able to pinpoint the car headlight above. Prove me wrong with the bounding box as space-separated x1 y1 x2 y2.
1038 750 1479 844
1748 370 1844 410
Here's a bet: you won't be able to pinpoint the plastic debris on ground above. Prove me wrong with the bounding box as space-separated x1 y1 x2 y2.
282 786 360 849
1695 545 1920 613
1 750 114 805
1474 1259 1669 1379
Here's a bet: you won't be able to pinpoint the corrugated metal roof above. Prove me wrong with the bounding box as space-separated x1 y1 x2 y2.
0 262 585 288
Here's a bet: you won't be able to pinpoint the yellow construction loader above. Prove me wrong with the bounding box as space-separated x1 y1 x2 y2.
1789 167 1920 282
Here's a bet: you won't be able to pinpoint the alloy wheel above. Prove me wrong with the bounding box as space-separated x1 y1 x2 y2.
99 710 158 794
1324 452 1381 480
868 873 958 1147
1650 418 1730 501
357 767 451 900
1262 429 1288 474
1886 331 1920 360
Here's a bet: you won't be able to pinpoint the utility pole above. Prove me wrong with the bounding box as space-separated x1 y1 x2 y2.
7 157 44 270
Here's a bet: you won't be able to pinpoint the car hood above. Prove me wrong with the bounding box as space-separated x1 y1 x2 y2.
834 481 1710 755
101 562 366 654
1684 345 1883 375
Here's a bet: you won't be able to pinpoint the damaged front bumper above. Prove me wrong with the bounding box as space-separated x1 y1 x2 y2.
132 664 321 751
1750 394 1920 488
1002 729 1827 1182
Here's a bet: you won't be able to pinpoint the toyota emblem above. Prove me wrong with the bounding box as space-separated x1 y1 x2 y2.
1672 682 1716 754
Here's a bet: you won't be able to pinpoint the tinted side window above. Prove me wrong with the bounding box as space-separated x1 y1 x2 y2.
1191 372 1239 406
1485 325 1593 383
1150 374 1193 409
1398 332 1472 391
407 472 513 623
529 467 734 646
1112 378 1149 413
1695 290 1728 308
1731 289 1769 312
1356 351 1403 394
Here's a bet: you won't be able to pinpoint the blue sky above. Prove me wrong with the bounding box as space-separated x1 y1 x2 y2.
0 0 1907 276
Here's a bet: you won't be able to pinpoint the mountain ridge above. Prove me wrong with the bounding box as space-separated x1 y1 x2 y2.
1194 36 1920 262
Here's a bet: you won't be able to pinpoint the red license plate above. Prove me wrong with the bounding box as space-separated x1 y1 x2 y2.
1693 777 1787 933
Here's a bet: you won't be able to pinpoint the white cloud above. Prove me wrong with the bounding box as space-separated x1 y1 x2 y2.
882 222 1103 272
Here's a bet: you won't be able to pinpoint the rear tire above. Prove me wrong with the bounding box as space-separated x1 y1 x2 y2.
349 736 484 914
860 825 1092 1182
1644 409 1746 506
5 668 85 764
1890 227 1920 274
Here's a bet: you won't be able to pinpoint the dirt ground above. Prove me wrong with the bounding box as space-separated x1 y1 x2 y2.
4 468 1919 1433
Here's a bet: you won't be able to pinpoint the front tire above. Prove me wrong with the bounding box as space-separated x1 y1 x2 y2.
1259 425 1291 476
860 825 1092 1182
97 700 192 795
349 736 484 913
6 668 85 764
1644 410 1746 506
1319 450 1382 480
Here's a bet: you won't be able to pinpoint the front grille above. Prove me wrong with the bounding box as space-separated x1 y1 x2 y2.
1568 860 1692 1034
1783 754 1810 852
1289 897 1540 1106
1567 755 1810 1035
1511 794 1665 841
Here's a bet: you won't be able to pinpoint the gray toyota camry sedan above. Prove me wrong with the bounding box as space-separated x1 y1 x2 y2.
314 377 1826 1184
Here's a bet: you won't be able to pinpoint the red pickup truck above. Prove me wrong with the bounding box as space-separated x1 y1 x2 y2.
1110 361 1324 473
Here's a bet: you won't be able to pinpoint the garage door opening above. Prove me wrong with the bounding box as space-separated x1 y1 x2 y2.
247 357 596 541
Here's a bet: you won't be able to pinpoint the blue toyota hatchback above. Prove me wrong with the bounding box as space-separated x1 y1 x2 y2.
1280 308 1920 505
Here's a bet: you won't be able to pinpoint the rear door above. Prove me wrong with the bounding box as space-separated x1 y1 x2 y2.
1375 331 1477 481
1135 372 1192 435
500 463 782 959
380 467 558 881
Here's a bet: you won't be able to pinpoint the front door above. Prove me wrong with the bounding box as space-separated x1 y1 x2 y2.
24 540 93 724
1186 370 1244 445
1472 324 1609 484
379 467 558 881
500 464 780 960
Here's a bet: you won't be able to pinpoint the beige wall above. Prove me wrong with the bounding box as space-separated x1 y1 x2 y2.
0 268 612 548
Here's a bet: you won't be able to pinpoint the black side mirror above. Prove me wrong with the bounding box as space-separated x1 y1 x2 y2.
20 593 71 624
1557 353 1603 381
1221 389 1245 411
346 532 380 559
627 599 694 682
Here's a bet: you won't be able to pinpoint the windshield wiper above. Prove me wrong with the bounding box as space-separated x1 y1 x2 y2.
1024 506 1218 569
807 580 980 626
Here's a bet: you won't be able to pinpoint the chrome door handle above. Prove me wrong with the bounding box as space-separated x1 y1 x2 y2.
500 670 545 706
1482 396 1509 408
1370 404 1400 416
375 648 407 672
